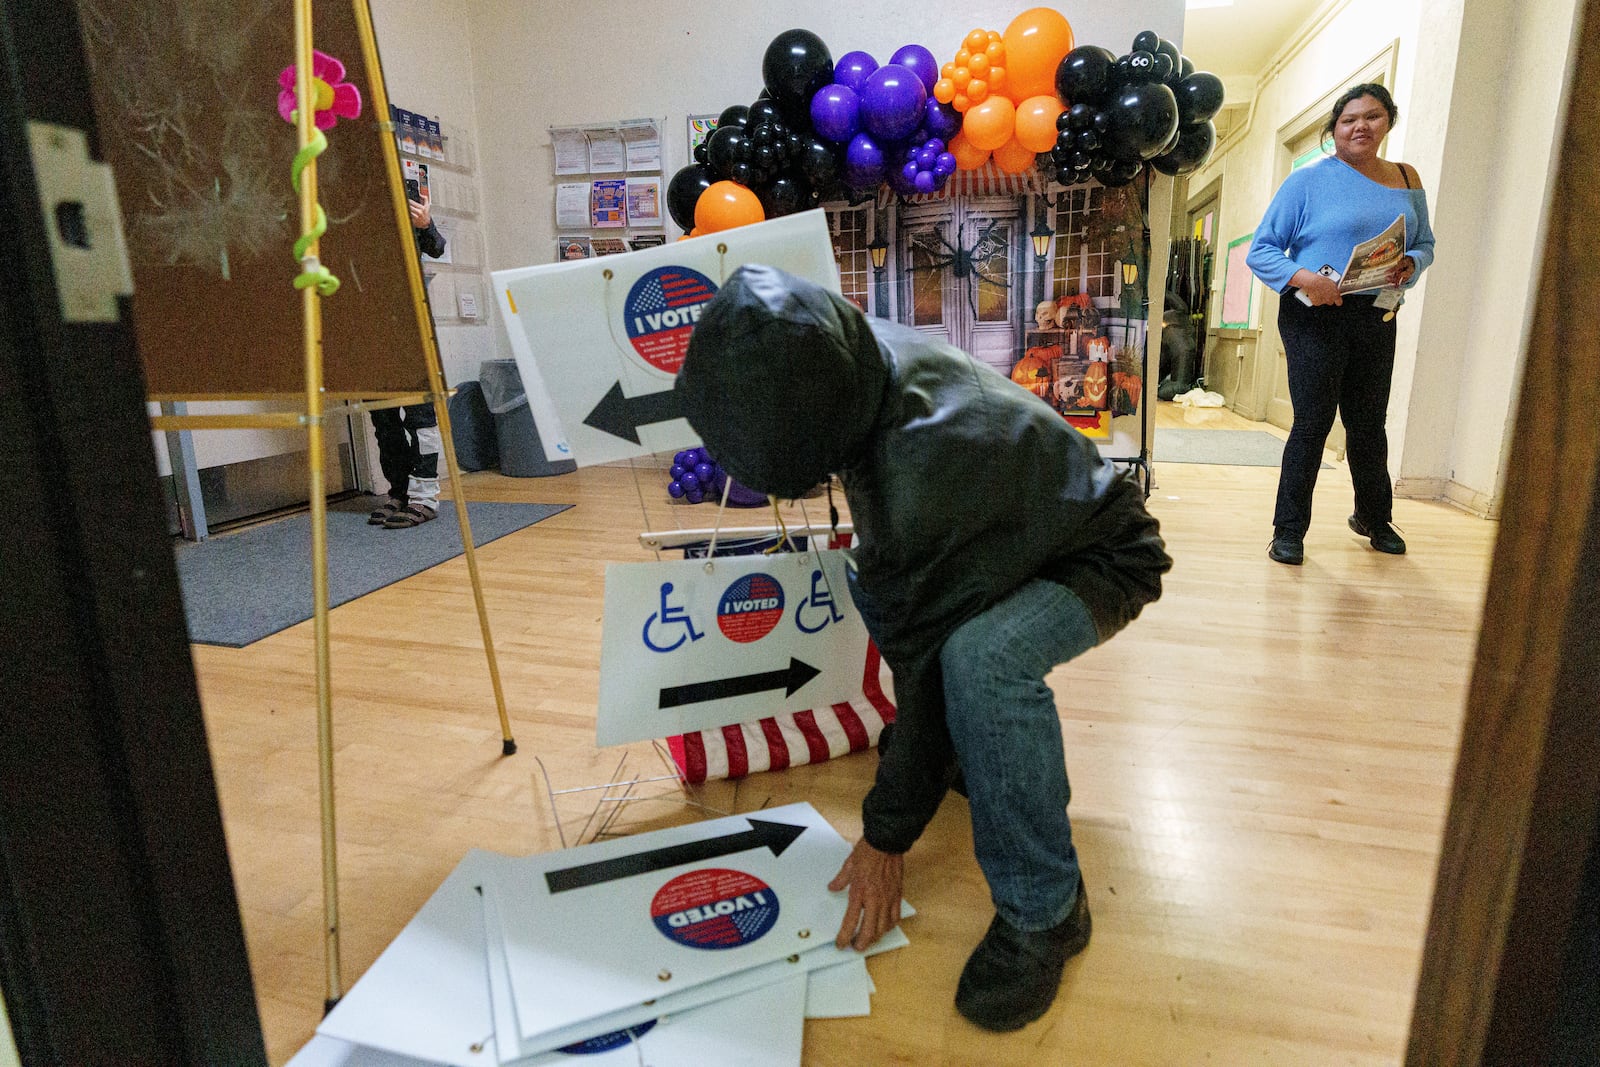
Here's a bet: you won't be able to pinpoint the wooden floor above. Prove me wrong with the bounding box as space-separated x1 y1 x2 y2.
192 410 1498 1066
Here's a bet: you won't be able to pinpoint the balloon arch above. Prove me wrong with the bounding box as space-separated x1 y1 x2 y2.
664 9 1223 238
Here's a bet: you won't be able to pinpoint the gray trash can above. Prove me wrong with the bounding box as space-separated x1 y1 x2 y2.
478 359 576 477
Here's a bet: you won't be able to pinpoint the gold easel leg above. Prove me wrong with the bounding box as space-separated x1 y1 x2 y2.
349 0 516 755
293 0 342 1011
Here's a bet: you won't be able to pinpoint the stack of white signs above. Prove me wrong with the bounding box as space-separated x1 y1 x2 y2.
289 803 909 1066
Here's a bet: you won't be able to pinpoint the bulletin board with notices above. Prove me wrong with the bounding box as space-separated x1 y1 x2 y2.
389 103 491 330
550 118 668 262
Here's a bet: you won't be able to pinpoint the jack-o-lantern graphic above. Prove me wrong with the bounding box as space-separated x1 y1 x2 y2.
1083 362 1109 408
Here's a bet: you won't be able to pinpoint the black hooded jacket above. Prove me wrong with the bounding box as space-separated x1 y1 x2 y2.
678 265 1171 854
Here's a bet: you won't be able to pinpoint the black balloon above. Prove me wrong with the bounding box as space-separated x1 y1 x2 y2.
761 173 810 217
1180 55 1195 80
762 29 834 109
1076 129 1101 151
1100 160 1143 187
1157 123 1182 156
665 164 714 230
1127 51 1158 83
1155 38 1182 69
1092 110 1112 134
1067 102 1096 130
1069 149 1093 170
1056 46 1118 106
693 142 709 164
797 138 840 186
1101 82 1180 162
748 99 783 128
1151 120 1216 176
1175 72 1226 124
717 104 750 130
706 124 748 177
1150 53 1174 82
730 161 756 186
1132 30 1160 54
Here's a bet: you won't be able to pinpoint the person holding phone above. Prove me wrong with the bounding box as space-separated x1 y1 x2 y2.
1246 83 1435 565
368 181 448 528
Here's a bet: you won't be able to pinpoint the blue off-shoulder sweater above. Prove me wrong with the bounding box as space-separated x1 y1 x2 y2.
1246 155 1435 294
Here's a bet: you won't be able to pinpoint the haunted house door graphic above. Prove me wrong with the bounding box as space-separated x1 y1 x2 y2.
897 196 1022 375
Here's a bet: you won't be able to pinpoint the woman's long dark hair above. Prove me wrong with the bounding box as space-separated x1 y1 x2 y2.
1322 83 1399 140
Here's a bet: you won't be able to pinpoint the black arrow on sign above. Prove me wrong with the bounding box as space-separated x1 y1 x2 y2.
545 818 807 894
658 657 821 710
583 381 683 445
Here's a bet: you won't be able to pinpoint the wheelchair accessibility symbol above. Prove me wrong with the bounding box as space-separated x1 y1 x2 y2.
794 568 846 634
643 582 704 653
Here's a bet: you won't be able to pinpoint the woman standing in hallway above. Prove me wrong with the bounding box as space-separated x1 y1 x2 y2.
1247 83 1435 565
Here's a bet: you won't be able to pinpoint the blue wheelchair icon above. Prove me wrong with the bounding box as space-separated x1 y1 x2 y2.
795 569 846 634
642 582 704 653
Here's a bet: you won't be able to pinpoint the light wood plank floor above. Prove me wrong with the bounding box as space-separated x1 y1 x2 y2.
192 425 1496 1066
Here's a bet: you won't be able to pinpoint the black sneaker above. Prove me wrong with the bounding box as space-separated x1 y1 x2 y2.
368 497 404 525
1268 534 1304 565
1349 515 1406 554
955 880 1091 1032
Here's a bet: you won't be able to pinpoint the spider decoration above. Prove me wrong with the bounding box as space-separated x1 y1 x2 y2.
907 218 1014 321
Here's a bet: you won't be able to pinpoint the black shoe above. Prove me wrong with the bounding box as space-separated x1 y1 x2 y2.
1349 514 1406 554
1268 534 1304 565
955 880 1091 1032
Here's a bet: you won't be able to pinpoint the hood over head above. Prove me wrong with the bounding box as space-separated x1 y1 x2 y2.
677 264 888 500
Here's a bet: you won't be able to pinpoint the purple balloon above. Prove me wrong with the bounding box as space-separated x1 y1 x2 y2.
935 152 957 176
668 480 685 499
913 170 937 193
916 146 937 168
923 98 962 141
859 64 928 142
888 165 919 196
889 44 939 93
810 83 860 143
902 160 920 181
833 50 878 92
843 132 887 187
926 137 945 154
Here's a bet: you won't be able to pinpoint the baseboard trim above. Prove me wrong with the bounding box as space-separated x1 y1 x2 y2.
1395 476 1499 519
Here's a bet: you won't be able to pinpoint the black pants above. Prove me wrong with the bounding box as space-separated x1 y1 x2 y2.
1274 295 1396 537
370 403 438 502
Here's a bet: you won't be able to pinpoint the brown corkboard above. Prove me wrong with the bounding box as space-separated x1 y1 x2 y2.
80 0 430 397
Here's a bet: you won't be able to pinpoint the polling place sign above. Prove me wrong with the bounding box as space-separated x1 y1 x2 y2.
492 210 841 468
597 548 868 747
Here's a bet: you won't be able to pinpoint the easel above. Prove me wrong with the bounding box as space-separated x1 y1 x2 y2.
134 0 514 1010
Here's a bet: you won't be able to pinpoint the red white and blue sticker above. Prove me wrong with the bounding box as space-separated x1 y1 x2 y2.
650 868 780 950
624 266 718 375
557 1020 657 1055
716 573 784 644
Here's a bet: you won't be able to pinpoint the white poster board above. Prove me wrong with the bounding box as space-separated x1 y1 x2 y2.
492 211 840 467
598 549 868 746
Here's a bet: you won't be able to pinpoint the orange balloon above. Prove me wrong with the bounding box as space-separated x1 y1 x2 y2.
987 29 1002 43
986 41 1006 62
965 28 988 52
694 182 764 234
992 135 1038 174
953 67 972 91
1014 94 1066 152
941 61 956 78
952 92 971 113
955 47 971 67
949 131 991 171
968 52 989 77
968 79 988 103
963 96 1015 150
989 67 1007 93
1002 7 1075 102
934 78 956 104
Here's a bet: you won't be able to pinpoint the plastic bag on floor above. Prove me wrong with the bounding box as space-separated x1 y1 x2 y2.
1174 387 1226 408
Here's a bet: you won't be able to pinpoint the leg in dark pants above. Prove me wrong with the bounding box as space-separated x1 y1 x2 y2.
1337 311 1397 528
370 407 418 503
1272 297 1397 537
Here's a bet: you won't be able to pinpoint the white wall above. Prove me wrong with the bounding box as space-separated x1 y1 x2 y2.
1397 0 1579 514
464 0 1186 356
1188 0 1581 516
370 0 499 386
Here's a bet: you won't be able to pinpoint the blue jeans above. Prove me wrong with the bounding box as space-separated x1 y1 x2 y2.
941 579 1100 932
